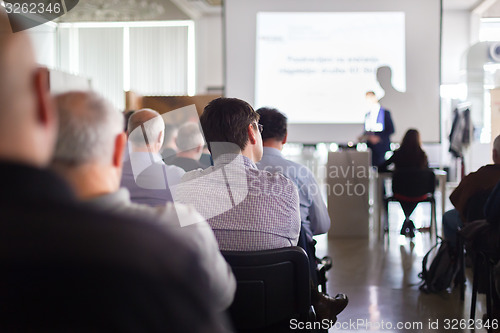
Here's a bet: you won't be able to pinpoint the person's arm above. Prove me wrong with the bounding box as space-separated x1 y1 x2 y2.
450 172 474 217
300 169 330 235
378 152 395 172
161 203 236 311
286 178 302 246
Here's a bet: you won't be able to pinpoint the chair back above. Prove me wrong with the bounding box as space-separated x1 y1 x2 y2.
392 168 436 198
222 247 311 331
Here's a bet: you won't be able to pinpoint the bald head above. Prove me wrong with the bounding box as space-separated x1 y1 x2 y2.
0 8 56 166
493 135 500 165
128 109 165 153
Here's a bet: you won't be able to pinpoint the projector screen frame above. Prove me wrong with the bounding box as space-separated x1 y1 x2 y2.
223 0 442 144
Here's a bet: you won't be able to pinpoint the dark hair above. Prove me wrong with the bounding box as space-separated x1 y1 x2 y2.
400 129 422 151
256 107 287 141
393 128 428 169
200 97 259 153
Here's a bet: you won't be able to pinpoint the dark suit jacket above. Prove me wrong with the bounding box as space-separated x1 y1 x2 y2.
365 108 395 166
0 161 229 332
170 156 204 172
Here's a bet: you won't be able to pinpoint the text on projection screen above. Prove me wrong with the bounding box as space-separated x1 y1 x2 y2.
254 12 405 124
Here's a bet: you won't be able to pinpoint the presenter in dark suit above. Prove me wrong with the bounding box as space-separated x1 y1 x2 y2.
362 91 395 167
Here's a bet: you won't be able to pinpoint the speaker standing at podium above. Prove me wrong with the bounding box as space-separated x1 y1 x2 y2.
361 91 395 167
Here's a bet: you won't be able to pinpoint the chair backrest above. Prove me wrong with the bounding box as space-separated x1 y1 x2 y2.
222 247 311 331
392 168 436 198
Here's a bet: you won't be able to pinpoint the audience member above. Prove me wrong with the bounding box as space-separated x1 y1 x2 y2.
161 123 178 163
175 97 301 250
255 108 331 275
121 109 185 206
443 134 500 247
380 128 428 171
170 122 205 171
52 91 236 311
0 9 226 332
174 97 347 322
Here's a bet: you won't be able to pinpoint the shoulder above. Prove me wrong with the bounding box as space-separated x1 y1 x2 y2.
164 163 185 177
249 168 298 198
181 166 215 182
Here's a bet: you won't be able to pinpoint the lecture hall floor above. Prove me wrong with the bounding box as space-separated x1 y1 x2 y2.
315 201 491 333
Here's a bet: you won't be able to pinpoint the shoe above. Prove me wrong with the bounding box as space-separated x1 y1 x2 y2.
400 220 415 238
314 293 348 323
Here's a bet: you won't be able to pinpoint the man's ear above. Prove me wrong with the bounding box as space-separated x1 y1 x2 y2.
33 67 55 128
248 124 257 144
113 132 127 168
282 132 288 145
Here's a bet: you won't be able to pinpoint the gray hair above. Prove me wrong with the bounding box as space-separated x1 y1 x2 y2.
127 109 165 148
176 122 205 152
494 135 500 155
53 91 124 165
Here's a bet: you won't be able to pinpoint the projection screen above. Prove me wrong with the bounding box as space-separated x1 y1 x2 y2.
224 0 442 143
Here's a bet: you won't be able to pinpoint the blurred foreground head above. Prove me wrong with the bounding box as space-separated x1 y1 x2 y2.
0 9 56 167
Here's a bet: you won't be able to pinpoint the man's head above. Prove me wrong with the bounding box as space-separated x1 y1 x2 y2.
52 91 126 198
0 9 56 167
493 134 500 165
176 122 204 160
256 107 287 149
128 109 165 153
365 91 378 105
200 97 263 162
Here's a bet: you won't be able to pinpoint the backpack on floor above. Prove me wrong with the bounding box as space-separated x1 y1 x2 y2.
419 238 460 293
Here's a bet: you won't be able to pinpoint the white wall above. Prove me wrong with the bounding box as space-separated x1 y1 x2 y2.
195 15 223 94
441 10 470 84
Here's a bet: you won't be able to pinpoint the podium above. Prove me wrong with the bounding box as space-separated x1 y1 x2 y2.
327 150 372 238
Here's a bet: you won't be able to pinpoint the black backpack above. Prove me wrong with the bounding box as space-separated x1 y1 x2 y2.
419 238 460 293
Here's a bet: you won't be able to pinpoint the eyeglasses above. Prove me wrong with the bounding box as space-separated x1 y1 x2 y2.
254 123 264 133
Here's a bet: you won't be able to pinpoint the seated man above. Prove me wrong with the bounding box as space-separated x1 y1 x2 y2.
174 97 347 322
121 109 185 206
52 91 236 312
0 10 226 332
174 97 301 250
443 134 500 247
255 107 331 280
169 122 205 171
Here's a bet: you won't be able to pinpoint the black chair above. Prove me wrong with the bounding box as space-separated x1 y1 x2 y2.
385 168 436 238
456 190 492 301
222 247 316 333
465 181 500 329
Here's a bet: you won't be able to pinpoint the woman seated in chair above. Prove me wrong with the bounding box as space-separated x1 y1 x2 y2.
381 129 433 237
380 128 428 171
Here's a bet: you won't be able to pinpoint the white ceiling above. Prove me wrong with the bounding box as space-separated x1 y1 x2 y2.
56 0 500 22
443 0 482 10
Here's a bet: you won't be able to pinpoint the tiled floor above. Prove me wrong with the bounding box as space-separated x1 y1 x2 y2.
315 202 490 332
